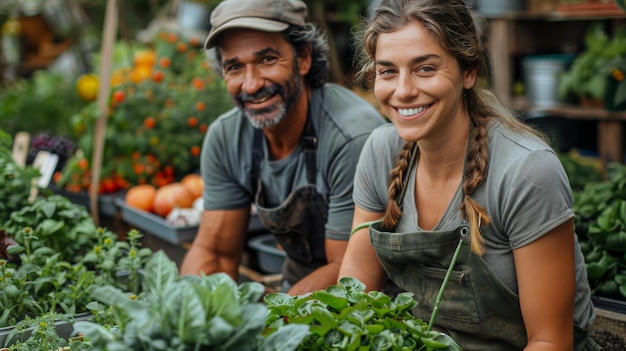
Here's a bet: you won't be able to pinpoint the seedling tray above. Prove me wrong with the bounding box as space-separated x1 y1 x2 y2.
116 198 198 245
49 186 120 218
0 312 91 347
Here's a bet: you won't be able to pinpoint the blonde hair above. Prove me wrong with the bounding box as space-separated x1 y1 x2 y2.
359 0 546 254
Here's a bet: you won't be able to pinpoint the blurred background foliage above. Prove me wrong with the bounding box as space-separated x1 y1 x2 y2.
0 0 374 139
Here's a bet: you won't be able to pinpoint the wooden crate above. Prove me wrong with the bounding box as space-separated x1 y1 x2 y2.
589 308 626 350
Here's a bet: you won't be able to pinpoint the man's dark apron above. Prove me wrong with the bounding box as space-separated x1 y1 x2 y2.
368 145 600 350
252 115 328 287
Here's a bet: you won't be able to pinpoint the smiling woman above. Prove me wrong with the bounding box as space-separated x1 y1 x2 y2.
340 0 600 349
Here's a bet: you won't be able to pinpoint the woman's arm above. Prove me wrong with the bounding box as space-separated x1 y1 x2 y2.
514 218 575 351
338 205 388 292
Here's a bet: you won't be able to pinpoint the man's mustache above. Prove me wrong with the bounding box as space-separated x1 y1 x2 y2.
238 84 282 103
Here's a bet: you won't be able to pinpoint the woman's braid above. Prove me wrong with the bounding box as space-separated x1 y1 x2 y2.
460 118 491 255
382 142 417 229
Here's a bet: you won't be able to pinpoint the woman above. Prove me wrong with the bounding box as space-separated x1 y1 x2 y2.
338 0 599 350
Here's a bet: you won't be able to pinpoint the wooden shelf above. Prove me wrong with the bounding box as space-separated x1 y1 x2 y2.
511 101 626 121
485 12 626 167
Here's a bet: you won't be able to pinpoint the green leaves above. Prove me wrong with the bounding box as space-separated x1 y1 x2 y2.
74 251 306 351
264 277 460 351
571 160 626 299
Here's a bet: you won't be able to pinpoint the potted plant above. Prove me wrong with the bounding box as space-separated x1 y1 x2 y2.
602 55 626 111
559 22 626 108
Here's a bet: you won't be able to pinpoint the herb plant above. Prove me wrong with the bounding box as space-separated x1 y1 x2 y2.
4 195 99 261
1 227 151 330
73 251 308 351
264 277 461 351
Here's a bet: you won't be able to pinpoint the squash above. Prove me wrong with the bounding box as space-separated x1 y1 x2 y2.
181 173 203 199
125 184 157 212
153 182 194 217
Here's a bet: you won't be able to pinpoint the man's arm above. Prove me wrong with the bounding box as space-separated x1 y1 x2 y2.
179 207 250 281
286 238 348 296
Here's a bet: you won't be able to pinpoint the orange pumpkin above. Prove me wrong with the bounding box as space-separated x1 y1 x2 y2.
181 173 203 199
153 182 194 217
125 184 157 212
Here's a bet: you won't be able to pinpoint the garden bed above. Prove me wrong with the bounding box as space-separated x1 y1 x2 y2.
590 307 626 351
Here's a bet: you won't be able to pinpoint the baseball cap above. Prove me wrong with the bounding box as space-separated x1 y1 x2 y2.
204 0 308 49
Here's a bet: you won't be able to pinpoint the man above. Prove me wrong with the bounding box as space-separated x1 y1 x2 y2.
179 0 386 295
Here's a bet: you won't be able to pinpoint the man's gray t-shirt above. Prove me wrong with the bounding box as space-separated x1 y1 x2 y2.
201 83 386 240
353 120 595 328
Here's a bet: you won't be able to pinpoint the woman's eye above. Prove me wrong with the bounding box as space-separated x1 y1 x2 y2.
418 66 435 74
377 68 396 76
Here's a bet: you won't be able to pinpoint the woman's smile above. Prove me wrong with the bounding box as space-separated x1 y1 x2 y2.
396 103 434 118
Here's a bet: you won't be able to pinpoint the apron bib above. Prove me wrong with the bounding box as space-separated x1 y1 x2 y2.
370 223 526 350
252 115 328 286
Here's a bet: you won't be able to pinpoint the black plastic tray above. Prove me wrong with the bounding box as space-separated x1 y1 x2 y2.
49 186 121 218
592 296 626 315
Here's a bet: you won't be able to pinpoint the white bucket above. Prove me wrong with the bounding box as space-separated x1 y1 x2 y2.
523 54 575 107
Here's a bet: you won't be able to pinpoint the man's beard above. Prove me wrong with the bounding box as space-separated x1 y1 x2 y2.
236 66 303 129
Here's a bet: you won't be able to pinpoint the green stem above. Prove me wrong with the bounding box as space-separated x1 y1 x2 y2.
350 219 383 236
427 238 464 333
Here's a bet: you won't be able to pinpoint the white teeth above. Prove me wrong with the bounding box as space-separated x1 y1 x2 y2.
398 105 430 116
251 96 270 103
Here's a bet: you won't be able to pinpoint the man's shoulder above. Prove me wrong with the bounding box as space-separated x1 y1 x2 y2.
314 84 385 136
319 83 379 112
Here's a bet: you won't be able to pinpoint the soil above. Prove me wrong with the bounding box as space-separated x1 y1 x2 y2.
591 330 626 351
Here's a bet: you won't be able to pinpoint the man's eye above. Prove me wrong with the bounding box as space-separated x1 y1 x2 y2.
224 63 241 72
262 55 280 64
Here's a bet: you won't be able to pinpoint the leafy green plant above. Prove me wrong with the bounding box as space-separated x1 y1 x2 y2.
573 162 626 299
81 228 152 295
0 129 40 228
264 276 461 351
1 226 151 330
559 22 626 103
4 195 99 261
2 312 74 351
0 69 86 139
73 251 308 351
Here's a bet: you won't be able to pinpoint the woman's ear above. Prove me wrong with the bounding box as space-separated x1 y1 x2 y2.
464 69 478 89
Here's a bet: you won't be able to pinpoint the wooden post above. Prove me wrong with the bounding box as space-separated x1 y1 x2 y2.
89 0 119 225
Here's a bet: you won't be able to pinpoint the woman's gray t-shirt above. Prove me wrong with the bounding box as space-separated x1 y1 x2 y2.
201 83 386 240
353 120 595 328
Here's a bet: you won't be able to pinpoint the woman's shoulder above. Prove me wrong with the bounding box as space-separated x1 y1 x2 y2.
488 120 567 184
365 123 405 153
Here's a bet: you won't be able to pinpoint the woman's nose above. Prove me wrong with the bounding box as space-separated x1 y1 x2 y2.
395 72 419 100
